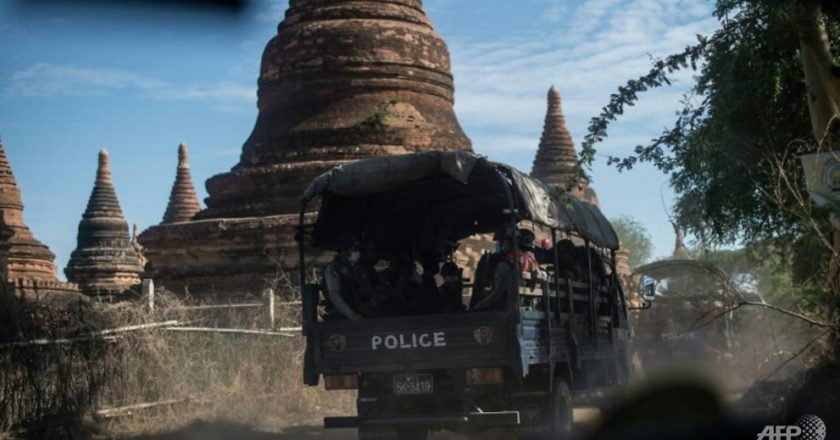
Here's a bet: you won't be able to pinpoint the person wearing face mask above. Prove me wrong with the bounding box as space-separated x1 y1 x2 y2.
323 238 365 321
469 224 512 310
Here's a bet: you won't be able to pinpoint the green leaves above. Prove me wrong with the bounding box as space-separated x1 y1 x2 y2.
610 215 653 269
585 0 838 251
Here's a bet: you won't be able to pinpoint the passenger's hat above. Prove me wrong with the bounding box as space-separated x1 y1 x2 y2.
518 228 536 251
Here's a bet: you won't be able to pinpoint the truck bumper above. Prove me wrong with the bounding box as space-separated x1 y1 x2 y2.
325 411 520 429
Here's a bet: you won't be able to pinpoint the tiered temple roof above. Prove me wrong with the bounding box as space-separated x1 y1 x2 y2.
65 150 142 295
0 140 60 282
531 86 600 207
162 143 201 224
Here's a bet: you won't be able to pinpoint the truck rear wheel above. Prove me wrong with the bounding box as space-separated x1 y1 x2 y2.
551 380 573 435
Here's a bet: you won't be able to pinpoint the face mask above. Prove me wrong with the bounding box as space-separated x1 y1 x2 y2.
348 250 361 264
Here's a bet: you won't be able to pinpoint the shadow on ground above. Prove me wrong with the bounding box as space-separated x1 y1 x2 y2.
123 421 356 440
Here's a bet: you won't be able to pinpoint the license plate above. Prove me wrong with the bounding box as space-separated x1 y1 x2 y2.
393 374 433 396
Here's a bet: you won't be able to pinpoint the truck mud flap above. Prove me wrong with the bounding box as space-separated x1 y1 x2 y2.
325 411 520 429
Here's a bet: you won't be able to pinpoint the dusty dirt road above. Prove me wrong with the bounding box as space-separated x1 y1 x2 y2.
126 409 600 440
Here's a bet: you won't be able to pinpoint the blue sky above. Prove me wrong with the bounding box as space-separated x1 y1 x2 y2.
0 0 719 278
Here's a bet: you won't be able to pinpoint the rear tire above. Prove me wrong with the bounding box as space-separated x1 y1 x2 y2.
551 379 574 436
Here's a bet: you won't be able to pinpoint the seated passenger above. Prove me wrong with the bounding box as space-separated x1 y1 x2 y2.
554 239 580 280
472 227 543 310
385 255 428 315
419 254 443 314
551 239 607 284
439 262 466 313
536 237 554 265
356 241 396 315
516 229 543 276
469 225 511 309
323 238 370 321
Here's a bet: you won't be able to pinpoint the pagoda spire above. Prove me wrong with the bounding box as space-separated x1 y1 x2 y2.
66 150 142 295
531 86 601 206
162 143 201 224
0 138 59 281
531 86 578 188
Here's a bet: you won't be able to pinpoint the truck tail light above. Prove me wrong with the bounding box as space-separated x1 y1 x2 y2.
466 368 504 385
324 374 359 390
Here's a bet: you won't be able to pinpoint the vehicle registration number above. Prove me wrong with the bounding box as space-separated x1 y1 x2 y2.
393 374 433 396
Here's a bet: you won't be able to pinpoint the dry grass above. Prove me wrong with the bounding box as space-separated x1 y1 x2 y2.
0 283 354 438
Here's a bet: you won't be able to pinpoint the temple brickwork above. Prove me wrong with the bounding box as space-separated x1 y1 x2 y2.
140 0 472 296
198 0 471 219
65 150 143 296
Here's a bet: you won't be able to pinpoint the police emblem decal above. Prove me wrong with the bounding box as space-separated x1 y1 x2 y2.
327 334 347 352
473 326 495 345
521 404 542 424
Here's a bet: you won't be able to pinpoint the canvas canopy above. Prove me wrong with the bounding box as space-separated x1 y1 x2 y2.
633 259 730 281
302 151 620 250
633 259 764 302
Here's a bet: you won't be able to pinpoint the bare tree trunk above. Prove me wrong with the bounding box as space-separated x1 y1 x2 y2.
796 0 840 354
797 0 840 146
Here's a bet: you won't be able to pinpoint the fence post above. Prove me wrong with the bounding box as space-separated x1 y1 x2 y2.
142 279 155 313
265 288 275 329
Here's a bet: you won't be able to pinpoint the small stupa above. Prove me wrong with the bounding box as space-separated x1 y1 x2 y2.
162 143 201 224
65 150 143 295
531 86 600 207
0 140 60 281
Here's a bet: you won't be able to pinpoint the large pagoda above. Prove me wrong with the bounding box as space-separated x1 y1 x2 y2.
140 0 471 296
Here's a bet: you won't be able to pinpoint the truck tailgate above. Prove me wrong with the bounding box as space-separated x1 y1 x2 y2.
313 311 511 374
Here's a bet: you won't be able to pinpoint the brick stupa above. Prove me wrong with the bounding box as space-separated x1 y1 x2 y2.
530 87 637 293
0 140 78 294
162 144 201 224
531 86 600 207
65 150 143 295
140 0 471 296
0 141 58 281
